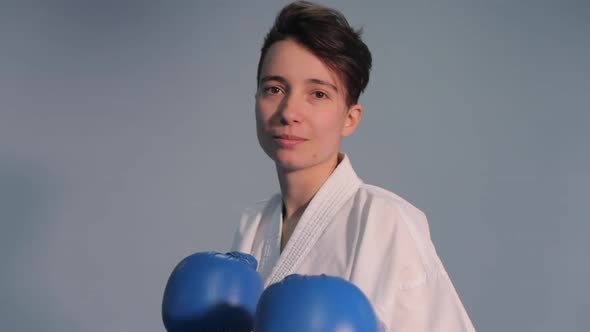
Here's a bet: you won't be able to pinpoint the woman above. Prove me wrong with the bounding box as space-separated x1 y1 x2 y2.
231 1 475 331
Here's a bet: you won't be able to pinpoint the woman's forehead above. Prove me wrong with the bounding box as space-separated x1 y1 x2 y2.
259 40 343 90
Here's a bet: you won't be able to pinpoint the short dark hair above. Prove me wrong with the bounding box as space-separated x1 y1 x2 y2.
256 1 372 106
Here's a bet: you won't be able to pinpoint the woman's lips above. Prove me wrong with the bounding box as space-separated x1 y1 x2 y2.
273 135 306 148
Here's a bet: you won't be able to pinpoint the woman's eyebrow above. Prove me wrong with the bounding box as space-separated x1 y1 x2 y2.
259 75 288 85
259 76 338 93
305 78 338 93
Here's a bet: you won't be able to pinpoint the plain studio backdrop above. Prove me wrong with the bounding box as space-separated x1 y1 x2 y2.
1 1 588 331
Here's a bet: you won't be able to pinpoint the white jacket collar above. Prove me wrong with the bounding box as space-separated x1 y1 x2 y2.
264 153 363 286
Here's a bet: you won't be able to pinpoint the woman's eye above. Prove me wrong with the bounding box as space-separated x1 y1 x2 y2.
313 91 327 99
264 87 282 95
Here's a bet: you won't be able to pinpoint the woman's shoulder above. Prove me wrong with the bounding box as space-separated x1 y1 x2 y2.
355 183 428 225
238 193 281 225
350 182 434 258
231 193 282 252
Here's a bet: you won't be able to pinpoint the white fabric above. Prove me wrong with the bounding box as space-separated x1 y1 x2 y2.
231 154 476 331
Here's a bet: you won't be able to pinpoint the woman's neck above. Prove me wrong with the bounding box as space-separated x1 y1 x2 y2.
276 154 340 220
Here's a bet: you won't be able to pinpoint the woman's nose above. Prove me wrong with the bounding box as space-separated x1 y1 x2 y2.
278 93 303 125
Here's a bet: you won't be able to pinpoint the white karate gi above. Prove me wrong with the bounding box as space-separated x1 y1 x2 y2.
231 154 475 331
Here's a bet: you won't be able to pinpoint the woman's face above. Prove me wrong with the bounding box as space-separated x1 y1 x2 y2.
255 39 362 172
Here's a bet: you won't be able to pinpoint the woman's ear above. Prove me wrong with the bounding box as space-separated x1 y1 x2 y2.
341 104 363 137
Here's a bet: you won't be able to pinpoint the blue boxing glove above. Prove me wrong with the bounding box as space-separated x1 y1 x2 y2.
254 274 380 332
162 251 263 332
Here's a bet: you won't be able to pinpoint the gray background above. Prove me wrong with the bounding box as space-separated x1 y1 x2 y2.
1 0 588 331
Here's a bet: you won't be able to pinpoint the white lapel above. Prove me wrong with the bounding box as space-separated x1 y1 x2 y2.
255 194 282 282
264 153 362 287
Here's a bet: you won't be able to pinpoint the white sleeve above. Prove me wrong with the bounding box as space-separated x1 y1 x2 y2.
350 195 475 331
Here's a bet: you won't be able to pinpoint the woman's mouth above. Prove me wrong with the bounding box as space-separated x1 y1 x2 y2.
273 135 306 148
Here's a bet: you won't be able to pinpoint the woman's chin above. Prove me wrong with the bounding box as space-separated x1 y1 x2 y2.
273 159 304 172
269 153 308 172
